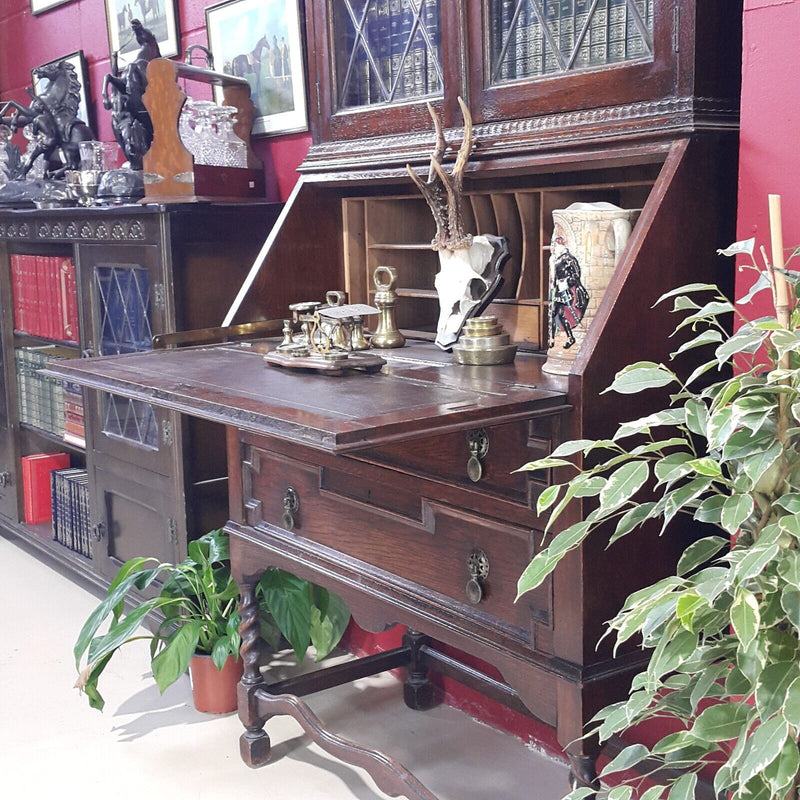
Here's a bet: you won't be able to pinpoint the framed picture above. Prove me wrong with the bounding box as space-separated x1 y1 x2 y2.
30 0 74 14
32 51 93 130
206 0 308 137
105 0 180 67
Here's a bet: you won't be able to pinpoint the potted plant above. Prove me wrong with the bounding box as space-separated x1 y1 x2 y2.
518 197 800 799
74 528 350 714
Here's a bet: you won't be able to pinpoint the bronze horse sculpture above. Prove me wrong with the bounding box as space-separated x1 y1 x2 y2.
102 19 160 170
0 60 94 179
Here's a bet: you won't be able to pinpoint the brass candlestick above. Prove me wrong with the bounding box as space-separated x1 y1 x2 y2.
371 266 405 349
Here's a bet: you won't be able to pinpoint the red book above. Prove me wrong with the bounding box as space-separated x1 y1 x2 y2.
45 256 59 340
10 254 24 332
60 258 79 343
21 452 71 526
33 255 47 338
21 255 37 336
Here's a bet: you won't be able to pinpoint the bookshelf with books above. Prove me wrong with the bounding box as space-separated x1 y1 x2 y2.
0 203 280 591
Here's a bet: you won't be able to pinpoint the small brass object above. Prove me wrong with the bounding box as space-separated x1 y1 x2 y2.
466 428 489 483
350 316 370 350
452 316 517 365
466 548 490 605
371 266 405 349
282 487 299 530
276 319 295 351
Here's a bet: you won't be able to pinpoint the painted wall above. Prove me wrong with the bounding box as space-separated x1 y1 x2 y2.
0 0 310 201
736 0 800 303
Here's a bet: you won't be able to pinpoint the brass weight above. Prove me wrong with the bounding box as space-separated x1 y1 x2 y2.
371 266 405 349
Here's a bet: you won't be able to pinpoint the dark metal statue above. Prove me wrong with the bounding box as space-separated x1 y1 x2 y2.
102 18 160 170
0 60 94 179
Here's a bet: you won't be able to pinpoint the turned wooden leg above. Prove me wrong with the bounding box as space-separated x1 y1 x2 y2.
567 751 600 795
237 579 271 767
402 630 436 710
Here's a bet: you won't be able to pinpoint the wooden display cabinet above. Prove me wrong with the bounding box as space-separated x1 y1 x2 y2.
46 1 743 796
0 203 280 591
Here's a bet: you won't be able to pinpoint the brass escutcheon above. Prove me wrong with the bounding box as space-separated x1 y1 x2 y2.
282 486 300 530
466 428 490 482
466 548 490 605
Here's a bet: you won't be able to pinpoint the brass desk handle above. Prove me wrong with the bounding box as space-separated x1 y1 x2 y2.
466 429 489 483
282 487 300 531
466 548 490 605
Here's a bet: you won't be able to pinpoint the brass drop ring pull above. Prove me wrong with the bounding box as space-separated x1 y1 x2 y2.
466 548 490 605
466 429 490 483
282 486 300 531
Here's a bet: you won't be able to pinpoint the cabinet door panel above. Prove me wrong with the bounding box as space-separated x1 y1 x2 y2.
78 243 175 476
88 451 182 583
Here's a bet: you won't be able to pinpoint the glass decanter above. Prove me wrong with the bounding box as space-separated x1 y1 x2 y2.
214 106 247 169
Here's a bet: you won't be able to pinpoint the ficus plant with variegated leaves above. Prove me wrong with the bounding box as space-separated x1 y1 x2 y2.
518 236 800 800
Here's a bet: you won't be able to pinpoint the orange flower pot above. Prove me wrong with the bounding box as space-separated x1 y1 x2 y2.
189 653 244 714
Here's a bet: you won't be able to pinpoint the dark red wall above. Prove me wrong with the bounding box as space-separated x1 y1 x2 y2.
0 0 310 201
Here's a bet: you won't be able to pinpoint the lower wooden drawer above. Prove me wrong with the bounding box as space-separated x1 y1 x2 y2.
242 444 554 654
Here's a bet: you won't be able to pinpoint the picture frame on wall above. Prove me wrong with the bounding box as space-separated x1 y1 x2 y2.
206 0 308 137
105 0 180 67
30 0 74 14
32 50 93 129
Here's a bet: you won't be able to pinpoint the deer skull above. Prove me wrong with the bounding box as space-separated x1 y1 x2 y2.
407 98 508 349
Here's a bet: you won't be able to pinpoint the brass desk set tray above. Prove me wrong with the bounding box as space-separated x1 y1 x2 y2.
263 292 386 376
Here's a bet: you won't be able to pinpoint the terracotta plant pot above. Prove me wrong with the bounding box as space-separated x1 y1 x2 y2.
189 653 244 714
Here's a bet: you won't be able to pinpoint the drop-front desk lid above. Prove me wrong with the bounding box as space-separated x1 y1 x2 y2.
44 342 568 453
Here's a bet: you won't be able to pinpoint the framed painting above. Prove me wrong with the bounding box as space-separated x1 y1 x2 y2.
105 0 180 67
32 50 93 130
206 0 308 137
30 0 74 14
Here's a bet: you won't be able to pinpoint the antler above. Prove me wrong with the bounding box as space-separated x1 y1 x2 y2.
406 97 474 251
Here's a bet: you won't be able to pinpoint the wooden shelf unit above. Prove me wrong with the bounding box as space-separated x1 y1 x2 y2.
343 173 655 349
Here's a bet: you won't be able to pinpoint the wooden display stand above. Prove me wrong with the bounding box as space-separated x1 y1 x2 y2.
142 59 265 203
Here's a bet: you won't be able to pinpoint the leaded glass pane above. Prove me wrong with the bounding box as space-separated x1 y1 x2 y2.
94 264 158 449
334 0 442 109
490 0 654 84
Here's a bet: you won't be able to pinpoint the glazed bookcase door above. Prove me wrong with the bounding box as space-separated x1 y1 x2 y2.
78 243 174 476
466 0 676 124
309 0 462 140
0 327 18 522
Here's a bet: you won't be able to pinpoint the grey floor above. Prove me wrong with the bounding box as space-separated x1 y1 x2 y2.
0 533 569 799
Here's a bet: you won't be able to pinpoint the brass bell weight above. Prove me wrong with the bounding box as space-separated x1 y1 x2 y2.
371 266 405 349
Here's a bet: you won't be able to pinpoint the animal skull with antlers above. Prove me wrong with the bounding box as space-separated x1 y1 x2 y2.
407 98 509 349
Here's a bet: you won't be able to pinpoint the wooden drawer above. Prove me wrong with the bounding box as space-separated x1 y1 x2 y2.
242 444 554 654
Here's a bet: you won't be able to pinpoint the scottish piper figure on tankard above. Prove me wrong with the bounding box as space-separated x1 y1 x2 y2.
543 202 640 375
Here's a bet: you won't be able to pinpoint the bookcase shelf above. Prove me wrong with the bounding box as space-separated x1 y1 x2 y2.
19 423 85 453
13 333 80 350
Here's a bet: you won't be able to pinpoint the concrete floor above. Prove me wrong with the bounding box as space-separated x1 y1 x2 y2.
0 533 570 800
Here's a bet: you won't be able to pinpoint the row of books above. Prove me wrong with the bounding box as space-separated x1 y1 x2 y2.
10 254 79 343
341 0 441 107
52 468 91 559
15 346 85 446
491 0 654 82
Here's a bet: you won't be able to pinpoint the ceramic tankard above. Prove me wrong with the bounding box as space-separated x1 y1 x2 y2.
543 201 640 375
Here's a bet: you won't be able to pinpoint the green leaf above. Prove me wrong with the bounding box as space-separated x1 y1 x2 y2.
676 301 736 331
781 586 800 631
536 484 561 515
603 363 677 395
667 772 697 800
715 328 767 364
774 494 800 514
691 701 751 741
671 328 724 358
782 675 800 726
721 494 754 534
731 587 760 650
639 789 667 800
614 409 686 441
599 462 649 513
655 283 721 304
606 787 634 800
739 717 790 787
684 398 710 437
211 636 233 671
742 441 782 490
677 536 728 576
309 590 350 661
599 743 650 777
686 457 721 477
549 439 597 458
676 592 706 632
694 494 726 525
608 502 657 545
684 359 719 388
517 550 560 598
755 661 800 720
762 737 800 794
737 270 772 305
517 456 577 472
662 478 713 528
258 569 313 662
693 566 731 603
151 620 202 693
707 406 736 450
734 540 780 583
655 452 695 485
718 238 755 257
778 550 800 589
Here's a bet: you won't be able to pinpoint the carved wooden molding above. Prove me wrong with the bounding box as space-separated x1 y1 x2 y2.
301 96 740 175
0 218 147 242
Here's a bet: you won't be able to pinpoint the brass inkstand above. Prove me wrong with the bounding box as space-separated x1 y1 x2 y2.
451 316 517 365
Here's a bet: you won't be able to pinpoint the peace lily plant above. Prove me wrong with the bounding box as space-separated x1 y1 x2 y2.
518 198 800 800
